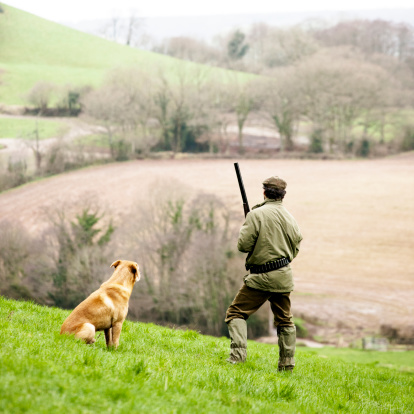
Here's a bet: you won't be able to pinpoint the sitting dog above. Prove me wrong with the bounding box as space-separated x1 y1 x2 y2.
60 260 140 348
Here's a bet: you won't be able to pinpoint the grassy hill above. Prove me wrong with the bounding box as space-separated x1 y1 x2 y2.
0 4 247 106
1 296 413 413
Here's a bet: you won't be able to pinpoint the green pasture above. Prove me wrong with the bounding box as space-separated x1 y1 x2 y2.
1 296 413 413
0 117 68 139
0 5 250 105
75 133 110 149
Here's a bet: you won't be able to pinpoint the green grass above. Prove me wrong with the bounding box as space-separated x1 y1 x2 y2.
1 296 413 413
75 133 110 149
0 5 251 105
297 107 414 145
302 347 414 374
0 117 68 139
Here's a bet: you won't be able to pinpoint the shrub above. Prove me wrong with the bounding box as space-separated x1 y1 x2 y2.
43 140 68 175
55 84 91 116
400 124 414 152
357 138 371 157
47 207 114 309
0 221 34 300
111 139 131 161
43 139 91 175
25 81 55 115
308 129 324 153
0 158 29 192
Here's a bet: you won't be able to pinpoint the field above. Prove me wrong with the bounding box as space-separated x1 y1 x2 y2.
0 116 68 139
0 155 413 342
1 296 413 413
0 5 250 106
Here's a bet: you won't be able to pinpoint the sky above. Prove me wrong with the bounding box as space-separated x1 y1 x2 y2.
3 0 414 22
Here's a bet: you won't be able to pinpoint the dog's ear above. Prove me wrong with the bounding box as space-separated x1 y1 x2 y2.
111 260 121 269
129 263 140 281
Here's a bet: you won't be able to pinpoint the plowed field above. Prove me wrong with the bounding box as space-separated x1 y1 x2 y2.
1 155 413 342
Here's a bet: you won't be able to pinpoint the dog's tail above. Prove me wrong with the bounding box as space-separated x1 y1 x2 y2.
61 322 96 345
75 323 96 344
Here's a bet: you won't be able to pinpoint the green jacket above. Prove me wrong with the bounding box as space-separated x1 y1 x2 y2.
238 198 302 292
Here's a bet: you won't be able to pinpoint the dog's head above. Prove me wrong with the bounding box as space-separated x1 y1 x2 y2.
110 260 141 284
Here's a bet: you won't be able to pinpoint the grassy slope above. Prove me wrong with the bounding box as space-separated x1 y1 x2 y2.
0 4 248 105
1 296 413 413
305 347 414 373
0 117 68 139
0 4 163 104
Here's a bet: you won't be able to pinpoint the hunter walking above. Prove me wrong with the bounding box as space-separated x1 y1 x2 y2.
225 175 303 371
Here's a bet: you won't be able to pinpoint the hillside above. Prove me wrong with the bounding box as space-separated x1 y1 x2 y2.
1 296 413 413
0 4 246 105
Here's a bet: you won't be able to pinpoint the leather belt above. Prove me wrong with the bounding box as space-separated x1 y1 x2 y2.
248 257 290 274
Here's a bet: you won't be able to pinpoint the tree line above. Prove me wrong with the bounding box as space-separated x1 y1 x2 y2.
25 57 414 159
148 19 414 76
23 18 414 159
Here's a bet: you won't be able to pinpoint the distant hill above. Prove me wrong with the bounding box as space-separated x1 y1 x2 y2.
0 4 240 105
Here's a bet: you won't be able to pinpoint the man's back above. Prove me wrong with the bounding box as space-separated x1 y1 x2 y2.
238 199 303 269
225 175 301 371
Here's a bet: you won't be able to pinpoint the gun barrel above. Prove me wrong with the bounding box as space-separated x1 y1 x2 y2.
234 162 250 217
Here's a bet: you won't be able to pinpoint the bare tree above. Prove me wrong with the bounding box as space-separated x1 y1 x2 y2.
296 48 394 152
24 120 44 173
110 10 121 42
314 19 414 64
246 24 318 71
47 205 114 309
125 10 141 46
0 220 33 300
225 76 258 154
153 36 220 65
82 66 158 157
119 180 240 335
194 78 232 154
152 64 211 154
257 69 302 151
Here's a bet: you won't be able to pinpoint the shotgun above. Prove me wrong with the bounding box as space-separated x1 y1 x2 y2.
234 162 250 217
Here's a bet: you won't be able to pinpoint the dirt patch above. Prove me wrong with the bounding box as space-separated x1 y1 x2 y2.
0 156 413 340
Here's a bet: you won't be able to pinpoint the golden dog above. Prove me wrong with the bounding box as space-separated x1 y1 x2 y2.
60 260 140 348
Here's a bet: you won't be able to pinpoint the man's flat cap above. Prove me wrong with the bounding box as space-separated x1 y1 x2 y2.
262 176 287 190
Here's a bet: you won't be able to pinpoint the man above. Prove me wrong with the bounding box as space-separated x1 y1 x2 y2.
225 176 303 371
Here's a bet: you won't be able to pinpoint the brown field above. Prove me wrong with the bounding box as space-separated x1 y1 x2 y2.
0 155 413 342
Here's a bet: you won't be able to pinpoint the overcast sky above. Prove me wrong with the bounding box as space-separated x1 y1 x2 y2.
3 0 414 22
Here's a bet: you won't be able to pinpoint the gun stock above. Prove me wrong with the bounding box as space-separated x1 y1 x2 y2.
234 162 250 217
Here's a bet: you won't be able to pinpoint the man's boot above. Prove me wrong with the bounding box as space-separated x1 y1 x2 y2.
227 318 247 364
277 325 296 371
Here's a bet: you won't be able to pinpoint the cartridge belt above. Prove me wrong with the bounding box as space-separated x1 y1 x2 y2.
248 257 290 274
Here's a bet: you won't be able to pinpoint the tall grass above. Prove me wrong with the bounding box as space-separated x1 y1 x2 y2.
1 296 413 413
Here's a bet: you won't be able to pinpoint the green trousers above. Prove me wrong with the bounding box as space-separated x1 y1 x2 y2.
225 284 296 370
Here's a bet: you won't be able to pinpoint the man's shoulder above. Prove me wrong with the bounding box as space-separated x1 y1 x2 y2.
253 200 283 212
